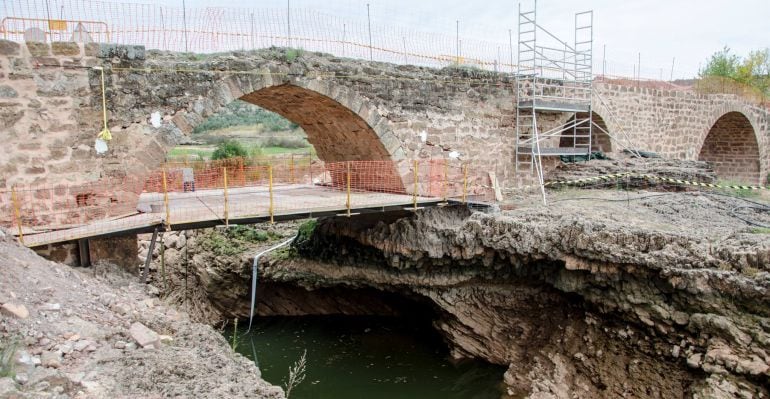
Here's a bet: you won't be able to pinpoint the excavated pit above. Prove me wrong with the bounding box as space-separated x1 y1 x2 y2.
140 187 770 398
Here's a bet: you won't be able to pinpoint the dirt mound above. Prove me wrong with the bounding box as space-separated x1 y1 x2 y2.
0 230 283 398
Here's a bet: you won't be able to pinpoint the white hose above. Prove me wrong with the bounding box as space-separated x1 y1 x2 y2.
246 235 297 333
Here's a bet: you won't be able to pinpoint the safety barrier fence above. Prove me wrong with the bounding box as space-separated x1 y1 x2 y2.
0 0 722 83
0 158 493 245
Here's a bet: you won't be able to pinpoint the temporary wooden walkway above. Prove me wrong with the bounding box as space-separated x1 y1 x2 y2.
20 184 444 247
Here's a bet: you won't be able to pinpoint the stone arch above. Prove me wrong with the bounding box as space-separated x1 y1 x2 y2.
215 75 404 164
239 84 392 163
698 111 761 184
177 75 408 192
557 112 613 153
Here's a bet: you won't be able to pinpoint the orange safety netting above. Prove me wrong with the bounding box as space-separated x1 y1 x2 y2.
0 158 494 243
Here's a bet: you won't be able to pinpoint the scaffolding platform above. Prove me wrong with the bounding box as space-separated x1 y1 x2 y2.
514 1 594 203
516 100 590 113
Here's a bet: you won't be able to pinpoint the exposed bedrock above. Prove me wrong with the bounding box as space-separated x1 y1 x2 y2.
150 196 770 397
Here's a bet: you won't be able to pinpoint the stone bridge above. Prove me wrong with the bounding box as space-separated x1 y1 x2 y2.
1 40 768 192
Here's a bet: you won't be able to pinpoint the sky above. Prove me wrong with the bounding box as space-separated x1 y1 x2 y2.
8 0 767 78
144 0 768 79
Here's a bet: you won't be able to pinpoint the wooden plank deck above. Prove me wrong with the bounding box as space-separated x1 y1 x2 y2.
21 185 442 247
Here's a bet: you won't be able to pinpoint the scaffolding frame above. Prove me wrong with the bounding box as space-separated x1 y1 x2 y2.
515 1 594 204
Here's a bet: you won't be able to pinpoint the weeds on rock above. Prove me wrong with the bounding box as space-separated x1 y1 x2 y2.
230 318 241 351
283 350 307 398
0 338 19 378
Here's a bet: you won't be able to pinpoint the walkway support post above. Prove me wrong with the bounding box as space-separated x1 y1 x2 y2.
162 169 170 231
412 160 418 211
223 167 229 227
142 227 159 284
268 164 274 224
307 151 313 183
289 154 295 184
442 159 449 204
11 187 23 245
346 161 352 217
462 164 468 204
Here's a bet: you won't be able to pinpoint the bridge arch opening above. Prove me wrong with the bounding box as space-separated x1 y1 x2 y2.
557 112 612 153
239 84 393 163
168 82 406 193
698 111 761 184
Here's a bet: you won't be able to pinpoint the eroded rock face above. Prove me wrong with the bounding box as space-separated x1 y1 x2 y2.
150 190 770 398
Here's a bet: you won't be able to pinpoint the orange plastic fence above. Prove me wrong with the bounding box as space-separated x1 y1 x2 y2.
0 159 493 243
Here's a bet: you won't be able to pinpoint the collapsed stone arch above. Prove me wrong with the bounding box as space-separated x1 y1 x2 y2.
698 111 761 184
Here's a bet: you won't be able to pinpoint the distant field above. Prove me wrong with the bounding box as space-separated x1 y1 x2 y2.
171 123 314 160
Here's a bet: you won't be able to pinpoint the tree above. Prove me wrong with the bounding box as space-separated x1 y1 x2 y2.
700 47 770 99
211 140 248 160
699 47 740 78
737 49 770 94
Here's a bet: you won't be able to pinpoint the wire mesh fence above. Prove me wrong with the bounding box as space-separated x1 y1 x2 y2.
0 0 722 83
0 157 495 246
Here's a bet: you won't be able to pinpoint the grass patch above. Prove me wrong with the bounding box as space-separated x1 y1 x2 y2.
749 227 770 234
200 226 283 256
168 147 211 160
1 338 19 378
717 180 761 198
168 144 312 161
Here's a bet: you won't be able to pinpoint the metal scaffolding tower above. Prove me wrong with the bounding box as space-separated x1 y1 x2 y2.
515 1 594 203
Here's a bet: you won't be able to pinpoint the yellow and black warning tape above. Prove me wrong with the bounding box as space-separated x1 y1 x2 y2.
498 172 769 193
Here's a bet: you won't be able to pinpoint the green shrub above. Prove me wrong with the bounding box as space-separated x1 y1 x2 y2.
284 48 304 63
1 338 18 378
258 136 310 149
193 101 299 134
211 140 248 160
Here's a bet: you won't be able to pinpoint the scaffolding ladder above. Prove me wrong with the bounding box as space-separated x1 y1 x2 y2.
514 1 594 204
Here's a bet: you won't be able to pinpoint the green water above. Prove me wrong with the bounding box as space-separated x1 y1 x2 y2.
228 315 506 399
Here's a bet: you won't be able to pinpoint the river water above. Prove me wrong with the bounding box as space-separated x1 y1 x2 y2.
228 315 506 399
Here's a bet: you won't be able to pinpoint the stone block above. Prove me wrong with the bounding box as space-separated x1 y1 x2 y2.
0 85 17 98
129 322 160 349
0 40 20 56
1 302 29 319
83 42 100 57
97 44 145 60
26 42 50 57
51 42 80 56
89 235 139 271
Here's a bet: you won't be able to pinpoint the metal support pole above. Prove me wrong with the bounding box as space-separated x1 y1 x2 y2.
345 161 352 217
77 239 90 267
462 165 468 204
142 227 159 283
456 20 460 63
250 13 255 50
160 232 167 294
412 160 418 211
289 153 295 184
223 166 229 227
162 169 170 231
442 159 448 203
509 29 514 73
670 57 676 81
307 151 313 183
366 4 372 61
268 164 274 224
287 0 291 48
403 36 407 64
11 187 23 245
182 0 188 52
602 44 606 77
637 52 641 87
